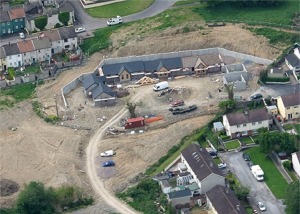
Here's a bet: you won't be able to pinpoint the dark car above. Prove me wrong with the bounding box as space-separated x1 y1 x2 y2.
243 153 251 161
102 160 115 167
247 161 254 169
170 100 184 107
250 93 263 100
209 151 218 158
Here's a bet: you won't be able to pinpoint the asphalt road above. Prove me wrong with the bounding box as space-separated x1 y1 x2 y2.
253 83 300 99
219 151 285 214
0 0 177 46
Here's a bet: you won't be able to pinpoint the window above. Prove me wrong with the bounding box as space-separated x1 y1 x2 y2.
2 29 5 33
24 53 26 56
252 122 256 125
242 131 247 136
126 74 129 79
258 121 262 124
237 125 240 128
24 59 27 62
18 55 20 57
287 107 290 110
14 62 16 65
7 22 10 25
2 23 5 26
9 56 12 59
15 26 18 29
294 106 298 108
64 39 68 42
65 45 70 49
15 19 18 22
10 63 12 66
121 75 124 80
243 124 247 127
58 41 60 43
38 50 41 53
253 129 258 134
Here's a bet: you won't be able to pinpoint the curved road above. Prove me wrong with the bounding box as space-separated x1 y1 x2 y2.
70 0 177 31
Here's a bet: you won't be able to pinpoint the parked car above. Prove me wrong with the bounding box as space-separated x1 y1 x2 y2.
218 163 227 169
243 153 251 161
258 202 266 211
250 93 263 100
75 27 85 33
247 161 254 169
19 32 25 39
170 100 184 107
102 160 115 167
209 151 218 158
253 209 259 214
107 15 122 26
100 150 115 157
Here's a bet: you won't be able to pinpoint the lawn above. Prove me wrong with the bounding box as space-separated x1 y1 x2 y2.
283 123 295 131
86 0 155 18
193 1 299 27
295 124 300 133
224 140 240 150
239 137 254 145
247 147 288 199
174 0 200 6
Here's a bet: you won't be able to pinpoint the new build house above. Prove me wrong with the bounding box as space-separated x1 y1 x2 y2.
285 47 300 72
277 92 300 120
222 64 249 91
223 108 269 138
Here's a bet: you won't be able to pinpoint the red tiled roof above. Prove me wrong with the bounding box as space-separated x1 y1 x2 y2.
9 7 25 19
17 40 35 53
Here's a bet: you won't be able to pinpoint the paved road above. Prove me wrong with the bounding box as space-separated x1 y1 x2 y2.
253 83 300 99
219 152 285 214
0 0 177 46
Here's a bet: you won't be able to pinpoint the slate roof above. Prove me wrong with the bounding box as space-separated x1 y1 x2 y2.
17 40 35 53
102 61 144 76
32 37 51 50
182 56 198 68
59 1 74 13
181 142 223 181
0 47 6 59
225 108 269 126
280 92 300 107
2 43 20 56
285 53 300 67
145 57 182 71
9 7 25 19
199 54 222 66
82 73 115 99
92 83 115 99
58 26 77 40
0 11 10 22
167 189 192 199
42 29 61 42
206 185 247 214
25 5 43 20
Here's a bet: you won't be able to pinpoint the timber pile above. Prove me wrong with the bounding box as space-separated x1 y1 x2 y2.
135 76 157 86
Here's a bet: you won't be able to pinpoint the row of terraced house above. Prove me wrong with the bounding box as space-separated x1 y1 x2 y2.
0 26 77 70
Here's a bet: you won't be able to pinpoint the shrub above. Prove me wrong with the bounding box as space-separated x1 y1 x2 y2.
54 23 63 28
58 12 70 26
7 68 15 80
34 16 48 31
265 77 290 82
283 160 292 171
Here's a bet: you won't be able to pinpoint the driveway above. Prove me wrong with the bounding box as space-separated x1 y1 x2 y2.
219 151 285 214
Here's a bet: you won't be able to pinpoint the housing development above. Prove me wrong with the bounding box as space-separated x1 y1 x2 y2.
0 0 299 214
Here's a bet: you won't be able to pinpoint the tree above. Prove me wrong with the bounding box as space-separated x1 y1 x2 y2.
224 84 234 100
126 102 137 118
54 23 62 28
219 99 236 112
16 181 55 214
234 185 250 200
34 16 48 31
58 12 70 26
285 180 300 214
256 132 296 155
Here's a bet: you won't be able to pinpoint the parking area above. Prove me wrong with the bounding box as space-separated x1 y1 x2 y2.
219 151 285 214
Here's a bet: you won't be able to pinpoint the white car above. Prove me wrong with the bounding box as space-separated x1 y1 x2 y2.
19 32 25 39
100 150 115 157
258 202 266 211
75 27 85 33
218 163 227 169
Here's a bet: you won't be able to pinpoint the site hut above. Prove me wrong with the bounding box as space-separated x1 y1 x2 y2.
124 117 145 129
81 73 116 106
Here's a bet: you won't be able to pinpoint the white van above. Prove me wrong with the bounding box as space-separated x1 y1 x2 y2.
153 81 169 91
107 16 122 26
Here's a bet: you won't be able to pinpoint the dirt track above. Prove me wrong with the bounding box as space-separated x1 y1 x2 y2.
1 23 275 212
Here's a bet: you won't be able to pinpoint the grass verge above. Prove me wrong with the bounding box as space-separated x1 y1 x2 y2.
86 0 155 18
225 140 240 150
247 147 288 199
193 1 299 28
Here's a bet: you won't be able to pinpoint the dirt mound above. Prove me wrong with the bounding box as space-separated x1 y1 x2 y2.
0 179 20 197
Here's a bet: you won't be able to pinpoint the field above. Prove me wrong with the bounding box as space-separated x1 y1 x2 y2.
86 0 155 18
247 147 288 199
193 1 299 27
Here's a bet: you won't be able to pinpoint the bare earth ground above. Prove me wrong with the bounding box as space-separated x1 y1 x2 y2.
0 23 272 211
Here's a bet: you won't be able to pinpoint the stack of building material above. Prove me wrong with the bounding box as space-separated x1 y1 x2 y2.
135 76 157 86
